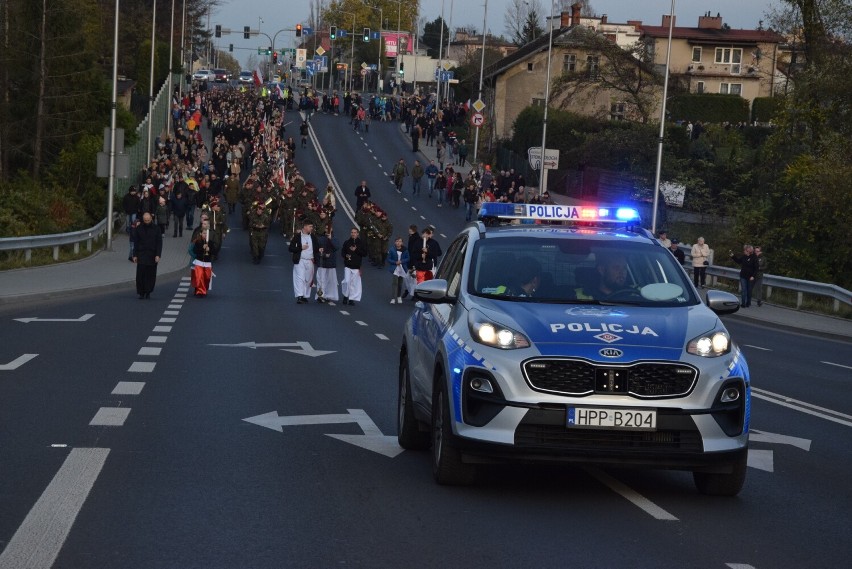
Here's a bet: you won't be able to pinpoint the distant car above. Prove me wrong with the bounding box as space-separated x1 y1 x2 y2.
192 69 212 82
212 68 229 83
238 70 253 84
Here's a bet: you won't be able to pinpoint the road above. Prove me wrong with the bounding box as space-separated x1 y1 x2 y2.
1 112 850 569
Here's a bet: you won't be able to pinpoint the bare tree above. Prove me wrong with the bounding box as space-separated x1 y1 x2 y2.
505 0 544 46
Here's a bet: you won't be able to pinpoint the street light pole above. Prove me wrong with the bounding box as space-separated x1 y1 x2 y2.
106 0 120 251
538 1 555 197
472 0 488 165
180 0 186 95
437 0 445 102
146 0 157 165
651 0 676 234
166 0 175 137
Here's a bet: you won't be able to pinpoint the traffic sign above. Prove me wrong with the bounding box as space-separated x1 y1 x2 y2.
360 69 368 76
470 112 485 128
527 147 560 170
315 46 326 56
472 98 486 112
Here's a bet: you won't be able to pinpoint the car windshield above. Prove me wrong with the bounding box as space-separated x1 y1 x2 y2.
468 234 698 307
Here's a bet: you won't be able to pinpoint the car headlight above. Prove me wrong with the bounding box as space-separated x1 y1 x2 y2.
687 330 731 357
469 310 530 350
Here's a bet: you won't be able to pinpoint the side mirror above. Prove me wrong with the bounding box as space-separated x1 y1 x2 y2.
705 290 740 315
413 279 453 304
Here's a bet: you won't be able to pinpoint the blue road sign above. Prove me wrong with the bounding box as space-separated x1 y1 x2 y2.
338 29 347 37
302 26 313 35
370 31 381 40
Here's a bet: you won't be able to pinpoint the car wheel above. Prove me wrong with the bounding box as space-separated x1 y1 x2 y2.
693 451 747 496
431 375 476 485
398 353 429 450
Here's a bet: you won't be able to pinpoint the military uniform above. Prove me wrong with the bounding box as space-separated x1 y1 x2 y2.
248 205 272 263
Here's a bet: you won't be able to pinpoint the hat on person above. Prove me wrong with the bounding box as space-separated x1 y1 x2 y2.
671 238 680 244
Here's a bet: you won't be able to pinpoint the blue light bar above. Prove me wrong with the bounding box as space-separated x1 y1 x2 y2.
478 203 641 224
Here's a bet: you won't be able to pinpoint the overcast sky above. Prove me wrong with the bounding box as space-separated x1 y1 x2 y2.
212 0 782 66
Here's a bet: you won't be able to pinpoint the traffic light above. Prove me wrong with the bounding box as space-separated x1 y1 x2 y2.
330 26 337 40
363 27 370 42
229 43 233 52
214 25 221 38
244 26 250 39
272 51 278 64
296 24 302 37
399 61 404 76
266 47 272 55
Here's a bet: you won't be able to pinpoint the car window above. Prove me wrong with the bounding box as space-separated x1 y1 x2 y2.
469 236 697 306
436 236 467 297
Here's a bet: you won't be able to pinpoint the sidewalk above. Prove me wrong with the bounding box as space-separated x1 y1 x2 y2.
403 122 852 343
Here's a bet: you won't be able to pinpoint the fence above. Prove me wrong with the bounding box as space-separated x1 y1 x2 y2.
0 215 118 262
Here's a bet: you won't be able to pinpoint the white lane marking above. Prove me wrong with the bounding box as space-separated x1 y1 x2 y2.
112 381 145 395
138 347 161 356
0 354 38 371
821 360 852 371
167 304 182 310
340 310 350 315
128 362 156 373
152 326 172 333
373 155 378 160
163 311 179 316
176 287 189 293
174 294 187 298
0 448 109 569
170 299 184 304
356 321 367 326
440 233 447 239
147 336 167 343
584 467 678 521
750 429 811 451
89 407 131 426
376 333 389 340
752 387 852 428
159 318 176 323
743 344 771 351
420 216 426 220
378 164 383 169
726 564 757 569
747 449 774 472
411 206 417 211
403 198 409 202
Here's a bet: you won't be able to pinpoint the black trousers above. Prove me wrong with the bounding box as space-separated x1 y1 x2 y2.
136 263 158 294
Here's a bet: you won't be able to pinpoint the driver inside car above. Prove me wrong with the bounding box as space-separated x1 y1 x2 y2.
576 253 633 299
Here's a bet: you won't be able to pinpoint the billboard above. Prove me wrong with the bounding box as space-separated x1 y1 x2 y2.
383 33 413 57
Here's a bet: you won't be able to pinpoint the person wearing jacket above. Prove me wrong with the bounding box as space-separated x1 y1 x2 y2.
314 227 339 304
341 227 367 306
731 244 759 308
690 237 710 289
170 189 189 237
387 237 410 304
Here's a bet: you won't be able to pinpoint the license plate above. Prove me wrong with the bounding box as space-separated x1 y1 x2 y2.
567 407 657 431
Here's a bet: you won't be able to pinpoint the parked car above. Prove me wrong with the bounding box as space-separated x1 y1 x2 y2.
192 69 212 82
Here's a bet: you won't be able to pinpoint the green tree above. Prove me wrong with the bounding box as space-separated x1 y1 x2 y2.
422 16 450 58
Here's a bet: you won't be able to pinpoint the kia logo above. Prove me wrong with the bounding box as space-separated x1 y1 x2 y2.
599 348 623 358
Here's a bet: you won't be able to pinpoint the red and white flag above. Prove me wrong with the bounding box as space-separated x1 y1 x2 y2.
276 83 285 99
253 66 264 86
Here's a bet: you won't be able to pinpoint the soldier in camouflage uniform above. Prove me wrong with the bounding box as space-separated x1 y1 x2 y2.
248 200 272 264
373 211 393 268
240 171 259 229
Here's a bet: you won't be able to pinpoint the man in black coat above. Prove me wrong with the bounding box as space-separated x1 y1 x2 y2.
132 212 163 299
170 189 189 237
341 227 367 305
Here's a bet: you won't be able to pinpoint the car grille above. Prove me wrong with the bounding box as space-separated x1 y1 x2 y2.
523 359 697 398
515 424 703 453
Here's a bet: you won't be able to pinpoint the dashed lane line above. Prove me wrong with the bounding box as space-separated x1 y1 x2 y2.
128 361 156 373
112 381 145 395
752 387 852 427
138 347 162 356
743 344 771 351
821 360 852 371
89 407 131 426
147 336 167 343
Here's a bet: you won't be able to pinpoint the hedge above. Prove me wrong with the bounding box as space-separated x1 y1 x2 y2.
669 94 750 123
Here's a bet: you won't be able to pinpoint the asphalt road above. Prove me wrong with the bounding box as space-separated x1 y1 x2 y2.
1 112 850 569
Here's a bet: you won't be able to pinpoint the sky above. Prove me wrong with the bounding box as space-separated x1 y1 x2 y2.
212 0 782 66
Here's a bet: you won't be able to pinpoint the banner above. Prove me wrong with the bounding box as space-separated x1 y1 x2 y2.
383 33 413 57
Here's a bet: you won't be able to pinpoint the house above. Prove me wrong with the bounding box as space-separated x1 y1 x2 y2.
446 28 517 62
638 12 785 103
484 4 655 139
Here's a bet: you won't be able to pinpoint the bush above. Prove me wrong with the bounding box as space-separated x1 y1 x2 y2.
752 97 784 123
669 94 750 124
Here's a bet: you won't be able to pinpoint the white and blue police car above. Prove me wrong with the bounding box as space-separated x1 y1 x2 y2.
398 203 750 495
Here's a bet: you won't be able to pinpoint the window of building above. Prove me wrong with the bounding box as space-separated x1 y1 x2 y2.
610 102 626 120
563 54 576 73
586 55 600 78
527 62 534 71
531 98 546 107
719 82 742 95
696 81 705 94
692 47 702 62
715 47 742 65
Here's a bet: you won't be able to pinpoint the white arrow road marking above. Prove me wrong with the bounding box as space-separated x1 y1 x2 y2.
747 449 774 472
13 313 94 324
243 409 403 458
208 341 334 357
750 429 812 451
0 354 38 371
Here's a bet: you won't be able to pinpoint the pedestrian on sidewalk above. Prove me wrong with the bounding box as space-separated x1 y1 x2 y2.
753 245 767 306
155 197 169 234
132 212 162 299
730 244 759 308
691 237 710 289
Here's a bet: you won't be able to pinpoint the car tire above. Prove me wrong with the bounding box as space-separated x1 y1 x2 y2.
431 375 476 485
693 451 747 496
398 353 429 450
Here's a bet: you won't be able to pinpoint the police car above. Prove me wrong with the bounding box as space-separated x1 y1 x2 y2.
398 203 750 495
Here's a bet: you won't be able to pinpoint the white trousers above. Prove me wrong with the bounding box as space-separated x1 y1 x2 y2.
341 267 363 301
293 258 314 298
315 267 339 301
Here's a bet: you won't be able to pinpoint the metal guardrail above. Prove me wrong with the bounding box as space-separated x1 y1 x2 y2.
0 215 118 263
677 244 852 313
